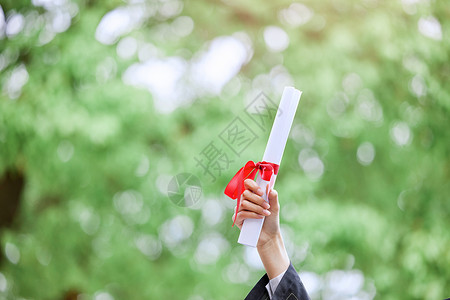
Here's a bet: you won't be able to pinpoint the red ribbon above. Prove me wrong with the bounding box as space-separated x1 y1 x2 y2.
224 161 279 226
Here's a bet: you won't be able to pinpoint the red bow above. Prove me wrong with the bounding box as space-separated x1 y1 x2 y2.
224 161 279 226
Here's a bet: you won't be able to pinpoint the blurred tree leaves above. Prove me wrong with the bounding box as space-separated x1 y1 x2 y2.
0 0 449 299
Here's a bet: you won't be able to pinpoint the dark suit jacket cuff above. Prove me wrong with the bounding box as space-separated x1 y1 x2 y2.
245 263 310 300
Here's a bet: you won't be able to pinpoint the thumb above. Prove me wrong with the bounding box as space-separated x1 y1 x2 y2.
267 189 279 214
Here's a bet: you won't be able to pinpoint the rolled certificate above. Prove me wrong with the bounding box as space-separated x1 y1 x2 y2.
238 86 302 247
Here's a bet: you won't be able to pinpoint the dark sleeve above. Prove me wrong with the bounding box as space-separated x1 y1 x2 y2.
245 263 310 300
272 263 310 300
245 273 270 300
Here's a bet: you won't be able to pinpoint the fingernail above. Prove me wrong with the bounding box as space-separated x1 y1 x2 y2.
263 209 271 216
263 202 270 209
257 188 263 195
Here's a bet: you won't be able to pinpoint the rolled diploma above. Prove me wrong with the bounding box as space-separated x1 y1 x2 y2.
238 87 301 247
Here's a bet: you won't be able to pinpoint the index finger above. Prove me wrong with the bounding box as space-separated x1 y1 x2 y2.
244 179 263 196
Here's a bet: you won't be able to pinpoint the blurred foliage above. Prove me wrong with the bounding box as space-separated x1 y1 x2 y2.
0 0 449 299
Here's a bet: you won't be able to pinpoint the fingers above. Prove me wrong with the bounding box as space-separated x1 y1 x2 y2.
242 189 270 209
241 199 271 216
244 179 263 196
233 188 271 228
233 180 278 230
233 209 264 229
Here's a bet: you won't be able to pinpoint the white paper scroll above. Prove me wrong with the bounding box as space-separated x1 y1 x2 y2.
238 87 302 247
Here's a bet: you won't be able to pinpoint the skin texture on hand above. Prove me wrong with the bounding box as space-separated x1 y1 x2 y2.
233 179 290 279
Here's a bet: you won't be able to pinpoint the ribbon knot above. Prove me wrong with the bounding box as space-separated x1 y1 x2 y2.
224 161 279 226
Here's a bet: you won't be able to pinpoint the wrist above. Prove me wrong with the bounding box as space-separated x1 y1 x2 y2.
257 231 290 279
257 230 282 252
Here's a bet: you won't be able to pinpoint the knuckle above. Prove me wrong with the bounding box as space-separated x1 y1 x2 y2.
244 179 253 186
256 198 265 207
241 200 248 209
244 212 255 219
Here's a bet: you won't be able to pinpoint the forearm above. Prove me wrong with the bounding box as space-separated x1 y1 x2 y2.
257 231 290 280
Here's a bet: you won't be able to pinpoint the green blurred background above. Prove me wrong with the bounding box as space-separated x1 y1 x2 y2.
0 0 449 299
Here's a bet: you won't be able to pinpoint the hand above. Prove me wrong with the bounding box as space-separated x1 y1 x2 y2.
232 178 281 248
232 178 289 279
